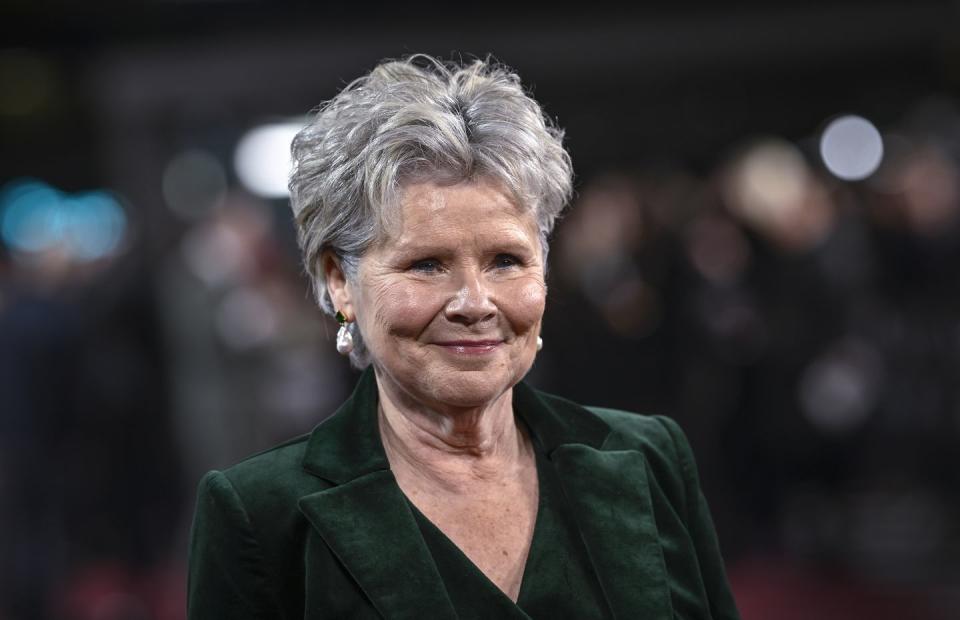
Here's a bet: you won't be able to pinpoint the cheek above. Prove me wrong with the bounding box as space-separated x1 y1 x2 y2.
367 281 444 338
501 278 546 331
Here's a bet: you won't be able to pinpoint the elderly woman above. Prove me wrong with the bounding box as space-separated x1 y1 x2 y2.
188 55 740 619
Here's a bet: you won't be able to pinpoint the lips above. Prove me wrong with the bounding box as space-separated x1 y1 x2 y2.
433 339 503 354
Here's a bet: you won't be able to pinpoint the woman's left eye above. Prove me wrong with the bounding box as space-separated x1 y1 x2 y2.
493 254 521 269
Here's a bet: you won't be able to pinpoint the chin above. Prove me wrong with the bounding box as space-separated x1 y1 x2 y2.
424 360 533 410
375 344 537 411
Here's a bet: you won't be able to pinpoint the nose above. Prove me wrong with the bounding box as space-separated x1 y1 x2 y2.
444 270 497 326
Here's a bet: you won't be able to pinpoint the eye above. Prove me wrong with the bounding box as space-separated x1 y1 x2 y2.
493 253 521 269
409 258 442 273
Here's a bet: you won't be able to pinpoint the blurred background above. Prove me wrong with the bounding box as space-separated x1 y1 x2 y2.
2 1 960 618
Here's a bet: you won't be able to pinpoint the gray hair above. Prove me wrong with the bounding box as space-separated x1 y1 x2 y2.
288 54 573 367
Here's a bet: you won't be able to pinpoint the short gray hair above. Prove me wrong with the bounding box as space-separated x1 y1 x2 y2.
289 53 573 367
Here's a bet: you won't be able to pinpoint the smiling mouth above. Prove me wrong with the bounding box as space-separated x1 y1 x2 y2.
433 340 503 354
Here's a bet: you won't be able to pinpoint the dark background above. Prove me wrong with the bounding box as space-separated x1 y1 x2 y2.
2 2 960 618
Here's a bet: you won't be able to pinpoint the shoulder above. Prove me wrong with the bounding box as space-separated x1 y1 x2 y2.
576 404 701 507
195 431 330 533
588 406 689 459
527 383 696 489
592 406 693 471
587 406 680 447
523 385 692 472
219 432 314 491
189 434 325 616
529 388 709 530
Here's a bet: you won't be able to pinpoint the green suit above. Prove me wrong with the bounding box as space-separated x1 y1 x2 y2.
188 368 741 619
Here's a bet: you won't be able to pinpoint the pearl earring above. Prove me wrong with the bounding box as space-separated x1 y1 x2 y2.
536 336 543 351
335 310 354 355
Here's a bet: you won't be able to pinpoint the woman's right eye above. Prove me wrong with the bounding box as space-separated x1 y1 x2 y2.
410 258 441 273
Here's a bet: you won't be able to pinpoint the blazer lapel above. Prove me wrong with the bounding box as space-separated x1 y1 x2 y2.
297 370 674 618
298 369 457 620
513 383 674 619
299 473 456 620
551 445 674 619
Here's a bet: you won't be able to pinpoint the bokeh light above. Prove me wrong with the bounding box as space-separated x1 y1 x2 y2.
727 139 809 226
798 339 882 436
233 121 303 198
215 286 279 350
0 178 127 261
819 114 884 181
63 191 127 260
0 180 64 253
161 149 227 220
723 139 835 251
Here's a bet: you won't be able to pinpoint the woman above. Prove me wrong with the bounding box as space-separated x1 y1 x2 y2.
188 54 740 619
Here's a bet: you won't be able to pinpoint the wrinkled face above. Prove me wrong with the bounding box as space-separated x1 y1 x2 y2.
335 178 546 411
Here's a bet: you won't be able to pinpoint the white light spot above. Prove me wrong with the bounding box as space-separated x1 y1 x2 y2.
233 122 303 199
819 115 884 181
799 340 881 435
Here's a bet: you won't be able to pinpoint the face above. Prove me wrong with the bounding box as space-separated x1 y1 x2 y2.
328 178 546 412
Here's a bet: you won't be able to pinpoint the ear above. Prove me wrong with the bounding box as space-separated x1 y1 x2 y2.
321 250 355 321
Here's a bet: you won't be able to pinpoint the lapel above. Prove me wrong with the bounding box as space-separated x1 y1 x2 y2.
297 369 673 619
513 384 675 619
298 368 457 620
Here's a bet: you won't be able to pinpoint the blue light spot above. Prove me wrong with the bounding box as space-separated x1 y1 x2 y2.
0 179 64 252
64 191 127 260
0 178 128 261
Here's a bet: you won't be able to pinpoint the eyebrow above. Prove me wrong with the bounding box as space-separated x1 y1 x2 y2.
390 234 537 255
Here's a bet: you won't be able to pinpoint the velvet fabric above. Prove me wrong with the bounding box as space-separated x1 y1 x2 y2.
409 444 612 618
188 368 741 619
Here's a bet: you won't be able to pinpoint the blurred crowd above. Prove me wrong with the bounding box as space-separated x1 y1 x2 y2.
2 93 960 619
542 97 960 618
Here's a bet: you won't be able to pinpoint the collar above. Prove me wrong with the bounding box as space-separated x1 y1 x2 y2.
301 366 612 485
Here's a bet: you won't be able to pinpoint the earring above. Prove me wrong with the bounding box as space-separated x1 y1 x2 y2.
536 336 543 351
335 310 354 355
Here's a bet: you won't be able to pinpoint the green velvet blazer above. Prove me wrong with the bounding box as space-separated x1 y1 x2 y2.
188 369 741 619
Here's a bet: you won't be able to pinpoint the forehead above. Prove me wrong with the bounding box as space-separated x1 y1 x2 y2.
384 179 539 245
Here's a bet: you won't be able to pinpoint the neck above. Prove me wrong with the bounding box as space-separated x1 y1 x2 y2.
376 377 530 489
